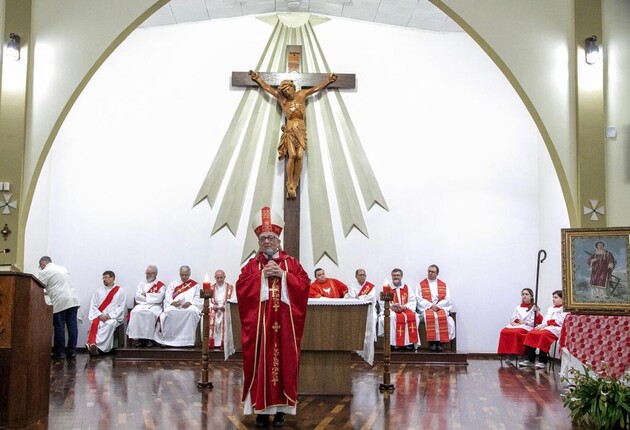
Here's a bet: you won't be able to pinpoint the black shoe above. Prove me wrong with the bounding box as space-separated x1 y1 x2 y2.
146 340 155 348
272 412 285 427
51 353 64 360
404 345 414 351
66 353 77 359
392 346 400 351
430 343 437 352
436 344 444 352
87 343 99 357
255 414 270 428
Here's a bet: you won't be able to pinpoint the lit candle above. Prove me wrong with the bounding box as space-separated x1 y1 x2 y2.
203 274 211 292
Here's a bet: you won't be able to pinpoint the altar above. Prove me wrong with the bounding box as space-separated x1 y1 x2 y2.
560 314 630 380
226 298 372 395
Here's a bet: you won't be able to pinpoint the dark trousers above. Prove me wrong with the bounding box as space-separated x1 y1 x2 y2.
524 346 548 363
53 306 79 357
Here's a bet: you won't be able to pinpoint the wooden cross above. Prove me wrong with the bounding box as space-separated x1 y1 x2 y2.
232 45 356 259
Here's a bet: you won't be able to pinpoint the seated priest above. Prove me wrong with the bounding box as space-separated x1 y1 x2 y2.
377 268 420 350
85 270 127 357
154 265 202 347
208 269 234 349
309 268 350 298
416 264 456 352
127 265 166 347
348 268 377 301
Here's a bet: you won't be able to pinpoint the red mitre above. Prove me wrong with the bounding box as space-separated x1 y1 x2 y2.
252 206 284 236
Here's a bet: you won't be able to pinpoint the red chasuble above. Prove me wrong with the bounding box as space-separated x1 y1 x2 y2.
419 279 449 342
309 278 349 298
235 251 310 412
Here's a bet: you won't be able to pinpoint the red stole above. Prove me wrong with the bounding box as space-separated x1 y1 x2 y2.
383 284 419 345
236 252 310 412
147 280 164 294
358 281 375 297
87 286 120 345
172 280 197 300
419 279 449 342
208 282 233 348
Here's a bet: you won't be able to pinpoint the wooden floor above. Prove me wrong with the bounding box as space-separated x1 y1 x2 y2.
47 355 573 430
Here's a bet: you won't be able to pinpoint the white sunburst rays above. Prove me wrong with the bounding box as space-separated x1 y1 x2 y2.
583 199 605 221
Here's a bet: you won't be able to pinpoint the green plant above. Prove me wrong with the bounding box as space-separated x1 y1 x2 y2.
562 364 630 430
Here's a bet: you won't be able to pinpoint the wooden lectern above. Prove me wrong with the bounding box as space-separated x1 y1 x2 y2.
0 273 53 429
230 302 369 395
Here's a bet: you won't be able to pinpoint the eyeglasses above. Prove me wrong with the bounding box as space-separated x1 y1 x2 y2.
428 270 437 274
258 235 278 242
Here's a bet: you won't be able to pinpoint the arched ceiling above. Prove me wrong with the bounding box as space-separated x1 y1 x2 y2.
140 0 463 32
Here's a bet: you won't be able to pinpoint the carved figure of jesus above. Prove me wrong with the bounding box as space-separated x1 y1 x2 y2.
249 70 337 199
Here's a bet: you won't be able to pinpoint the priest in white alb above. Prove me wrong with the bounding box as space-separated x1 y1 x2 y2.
127 265 165 347
208 269 233 349
154 265 202 347
86 270 127 356
377 268 420 350
416 264 456 352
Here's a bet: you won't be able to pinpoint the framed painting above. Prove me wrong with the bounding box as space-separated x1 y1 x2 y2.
562 227 630 314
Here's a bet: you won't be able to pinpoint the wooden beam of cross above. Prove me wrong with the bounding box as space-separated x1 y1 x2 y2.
231 45 356 259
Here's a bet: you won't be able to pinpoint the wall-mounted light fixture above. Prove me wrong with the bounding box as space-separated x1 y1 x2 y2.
585 35 599 65
1 224 11 241
6 33 21 61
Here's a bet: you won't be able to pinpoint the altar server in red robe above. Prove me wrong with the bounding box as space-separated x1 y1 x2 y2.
521 290 568 369
235 207 311 428
309 268 349 298
497 288 543 357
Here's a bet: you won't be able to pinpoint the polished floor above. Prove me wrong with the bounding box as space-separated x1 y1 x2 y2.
48 355 573 429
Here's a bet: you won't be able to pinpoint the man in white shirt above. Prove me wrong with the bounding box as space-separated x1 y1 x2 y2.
154 265 202 347
127 265 165 347
38 256 81 360
86 270 127 356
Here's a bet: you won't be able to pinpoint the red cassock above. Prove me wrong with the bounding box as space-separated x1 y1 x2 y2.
236 251 310 413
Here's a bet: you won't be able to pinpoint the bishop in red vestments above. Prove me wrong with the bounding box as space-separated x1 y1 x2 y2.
235 207 310 428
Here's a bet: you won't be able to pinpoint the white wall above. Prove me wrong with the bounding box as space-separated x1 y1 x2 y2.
25 15 569 353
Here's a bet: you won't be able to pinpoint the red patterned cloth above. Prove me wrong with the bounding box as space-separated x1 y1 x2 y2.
560 314 630 378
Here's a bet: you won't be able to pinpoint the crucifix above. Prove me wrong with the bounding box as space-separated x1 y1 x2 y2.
232 45 356 258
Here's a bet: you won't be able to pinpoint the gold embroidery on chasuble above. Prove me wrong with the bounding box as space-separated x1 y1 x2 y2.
272 343 280 386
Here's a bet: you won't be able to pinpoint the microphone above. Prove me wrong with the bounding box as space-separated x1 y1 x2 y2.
264 248 274 260
0 249 10 254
